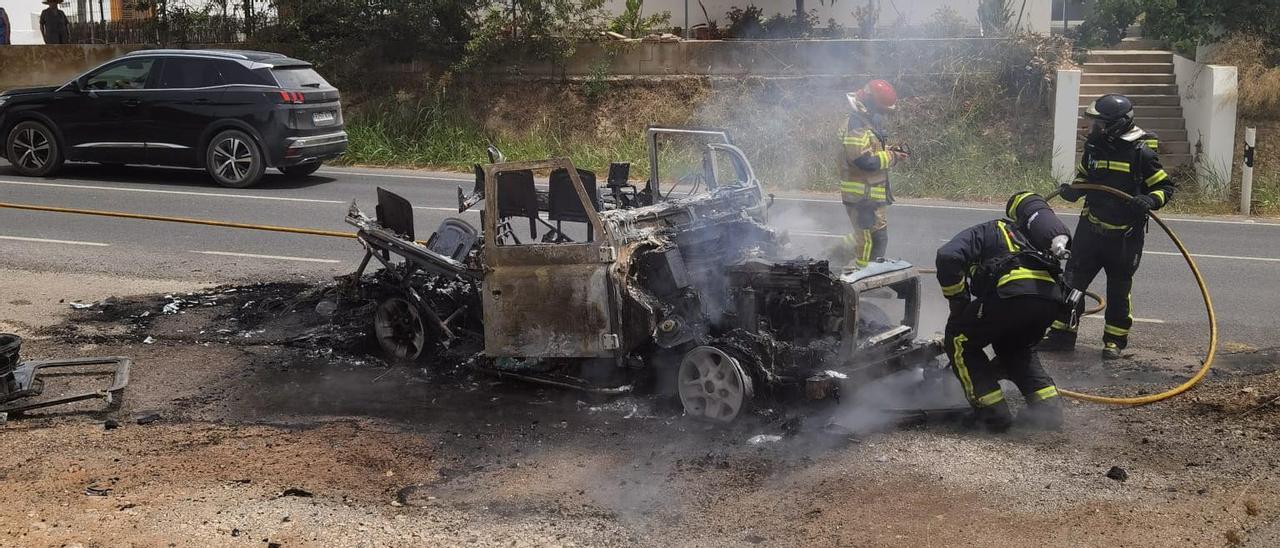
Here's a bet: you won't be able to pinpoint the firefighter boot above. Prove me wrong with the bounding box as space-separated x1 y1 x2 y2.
1102 337 1127 360
967 400 1014 434
1039 329 1076 352
1020 398 1064 431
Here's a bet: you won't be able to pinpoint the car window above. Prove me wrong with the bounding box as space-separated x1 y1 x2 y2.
155 58 225 89
85 59 156 91
271 67 332 89
216 60 274 86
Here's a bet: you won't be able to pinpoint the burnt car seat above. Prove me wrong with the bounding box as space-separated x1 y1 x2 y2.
426 219 478 262
548 168 600 242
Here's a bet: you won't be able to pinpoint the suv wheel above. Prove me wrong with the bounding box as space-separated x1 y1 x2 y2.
5 121 64 177
206 130 265 188
280 161 322 179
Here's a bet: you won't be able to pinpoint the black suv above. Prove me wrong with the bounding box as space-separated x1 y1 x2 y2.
0 49 346 188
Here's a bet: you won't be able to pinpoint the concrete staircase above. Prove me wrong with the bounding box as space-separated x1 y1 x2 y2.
1077 38 1191 168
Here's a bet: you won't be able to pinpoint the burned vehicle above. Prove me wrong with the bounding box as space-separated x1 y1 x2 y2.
343 127 942 422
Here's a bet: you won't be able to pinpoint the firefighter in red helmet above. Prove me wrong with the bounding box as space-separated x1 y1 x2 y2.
838 79 908 269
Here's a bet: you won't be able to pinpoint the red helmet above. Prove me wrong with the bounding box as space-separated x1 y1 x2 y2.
855 79 898 112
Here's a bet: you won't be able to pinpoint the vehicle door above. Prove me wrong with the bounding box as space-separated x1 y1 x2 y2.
480 159 619 358
146 57 227 166
56 57 158 164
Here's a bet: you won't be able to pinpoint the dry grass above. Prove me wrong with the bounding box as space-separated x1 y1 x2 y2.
340 74 1057 198
1210 34 1280 121
1207 35 1280 215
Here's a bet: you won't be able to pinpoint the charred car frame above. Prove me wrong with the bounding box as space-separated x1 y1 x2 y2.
343 127 942 422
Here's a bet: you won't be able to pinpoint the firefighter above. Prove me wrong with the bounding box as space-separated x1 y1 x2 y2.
839 79 909 269
1041 94 1175 360
936 192 1073 432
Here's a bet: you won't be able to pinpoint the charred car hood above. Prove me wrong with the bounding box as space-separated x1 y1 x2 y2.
0 85 60 97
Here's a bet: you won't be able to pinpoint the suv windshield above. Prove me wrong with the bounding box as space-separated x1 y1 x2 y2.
271 67 331 89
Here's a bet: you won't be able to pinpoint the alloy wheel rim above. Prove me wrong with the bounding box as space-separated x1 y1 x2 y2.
212 137 254 183
374 297 426 360
13 128 50 170
677 346 752 422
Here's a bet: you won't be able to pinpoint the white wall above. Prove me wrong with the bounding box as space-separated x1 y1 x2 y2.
6 0 58 44
611 0 1052 35
1173 54 1239 194
1052 69 1081 184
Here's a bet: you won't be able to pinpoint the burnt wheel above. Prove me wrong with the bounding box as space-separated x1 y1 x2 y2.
373 296 430 361
677 346 754 423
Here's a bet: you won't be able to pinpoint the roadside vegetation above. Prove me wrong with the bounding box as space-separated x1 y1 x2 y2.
222 0 1272 212
337 28 1070 200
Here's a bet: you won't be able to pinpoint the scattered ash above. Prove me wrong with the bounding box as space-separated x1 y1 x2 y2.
53 282 397 360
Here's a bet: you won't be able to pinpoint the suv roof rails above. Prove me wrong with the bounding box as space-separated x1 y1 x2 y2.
125 49 290 62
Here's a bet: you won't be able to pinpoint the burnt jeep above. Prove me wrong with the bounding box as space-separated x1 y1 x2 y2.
344 127 942 422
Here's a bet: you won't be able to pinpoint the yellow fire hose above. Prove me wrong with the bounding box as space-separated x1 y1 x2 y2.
1040 183 1218 405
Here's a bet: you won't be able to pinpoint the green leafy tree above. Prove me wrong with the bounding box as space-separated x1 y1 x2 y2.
977 0 1014 36
462 0 606 70
608 0 671 38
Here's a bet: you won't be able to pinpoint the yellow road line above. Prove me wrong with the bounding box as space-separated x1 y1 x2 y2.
0 201 355 239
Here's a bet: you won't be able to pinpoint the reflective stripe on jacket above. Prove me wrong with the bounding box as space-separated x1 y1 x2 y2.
839 112 896 203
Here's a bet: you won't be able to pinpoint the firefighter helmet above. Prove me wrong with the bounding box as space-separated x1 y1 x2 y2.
853 80 898 113
1084 94 1135 140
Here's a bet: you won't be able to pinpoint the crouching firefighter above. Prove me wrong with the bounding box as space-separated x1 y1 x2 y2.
935 192 1079 432
1042 93 1175 359
838 79 909 269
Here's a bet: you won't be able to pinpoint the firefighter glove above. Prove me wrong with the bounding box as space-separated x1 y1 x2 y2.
1130 193 1158 214
1057 183 1082 202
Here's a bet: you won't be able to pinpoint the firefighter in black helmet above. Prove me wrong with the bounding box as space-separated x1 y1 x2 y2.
936 192 1073 432
1042 94 1176 360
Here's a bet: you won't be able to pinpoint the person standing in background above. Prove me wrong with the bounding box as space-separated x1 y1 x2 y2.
40 0 71 45
0 7 12 45
837 79 909 270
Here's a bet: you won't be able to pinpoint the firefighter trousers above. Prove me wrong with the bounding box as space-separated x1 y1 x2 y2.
1049 216 1145 347
843 198 887 268
944 296 1061 410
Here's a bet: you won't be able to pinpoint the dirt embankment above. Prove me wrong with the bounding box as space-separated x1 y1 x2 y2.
3 268 1280 547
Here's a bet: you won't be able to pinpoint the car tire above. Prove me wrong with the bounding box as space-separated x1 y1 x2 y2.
5 121 64 177
279 161 322 179
205 129 265 188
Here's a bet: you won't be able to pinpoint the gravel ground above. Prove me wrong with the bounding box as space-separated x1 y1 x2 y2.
2 269 1278 547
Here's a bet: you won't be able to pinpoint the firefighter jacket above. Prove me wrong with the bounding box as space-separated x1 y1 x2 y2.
1070 127 1175 231
839 109 898 204
936 219 1065 304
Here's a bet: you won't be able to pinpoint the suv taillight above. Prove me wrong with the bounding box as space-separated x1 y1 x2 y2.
277 90 305 104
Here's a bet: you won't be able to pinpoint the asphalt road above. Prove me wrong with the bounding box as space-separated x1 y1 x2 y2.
1 161 1277 354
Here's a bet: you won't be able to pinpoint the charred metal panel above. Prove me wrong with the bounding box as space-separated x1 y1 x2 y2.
483 264 615 358
481 159 619 359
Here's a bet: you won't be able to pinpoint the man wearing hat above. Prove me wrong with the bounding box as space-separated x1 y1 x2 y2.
40 0 70 45
838 79 908 270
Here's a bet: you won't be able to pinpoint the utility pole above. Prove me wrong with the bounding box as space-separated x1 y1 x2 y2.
1241 127 1256 215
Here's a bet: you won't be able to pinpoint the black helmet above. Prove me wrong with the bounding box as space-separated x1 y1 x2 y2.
1085 94 1135 140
